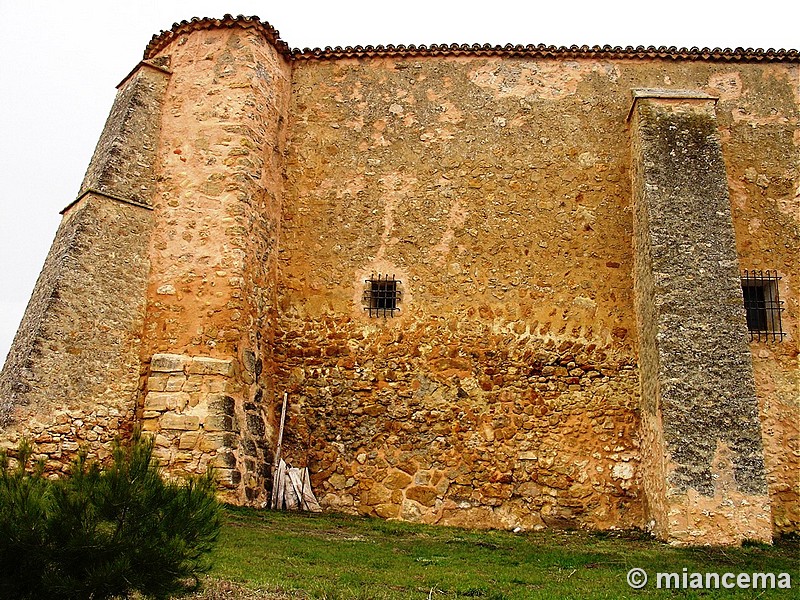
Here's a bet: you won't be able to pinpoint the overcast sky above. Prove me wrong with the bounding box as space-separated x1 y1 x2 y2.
0 0 797 364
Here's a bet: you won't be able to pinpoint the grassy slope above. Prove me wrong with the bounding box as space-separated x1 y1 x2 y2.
196 506 799 599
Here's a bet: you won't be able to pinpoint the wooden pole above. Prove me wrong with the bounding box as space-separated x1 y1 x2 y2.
270 392 288 509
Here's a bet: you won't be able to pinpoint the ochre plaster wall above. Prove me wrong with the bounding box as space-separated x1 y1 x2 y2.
275 56 798 534
140 26 292 504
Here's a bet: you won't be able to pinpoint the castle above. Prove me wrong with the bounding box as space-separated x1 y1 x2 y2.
0 15 797 546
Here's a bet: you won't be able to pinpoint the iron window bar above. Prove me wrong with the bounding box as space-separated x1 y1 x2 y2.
363 273 401 318
741 269 785 342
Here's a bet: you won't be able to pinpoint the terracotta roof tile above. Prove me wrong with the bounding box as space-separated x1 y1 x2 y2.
143 14 292 60
143 14 799 63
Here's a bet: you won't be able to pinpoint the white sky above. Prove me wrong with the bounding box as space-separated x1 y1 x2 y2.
0 0 798 364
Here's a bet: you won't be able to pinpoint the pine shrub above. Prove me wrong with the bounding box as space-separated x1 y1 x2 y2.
0 430 222 599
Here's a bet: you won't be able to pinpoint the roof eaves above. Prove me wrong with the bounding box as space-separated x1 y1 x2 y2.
142 15 800 64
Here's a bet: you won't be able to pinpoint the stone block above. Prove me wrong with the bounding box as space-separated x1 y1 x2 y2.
414 470 431 485
213 451 237 469
179 431 201 450
209 394 236 416
173 451 197 466
144 391 190 412
152 446 172 462
375 503 400 518
165 374 186 392
141 419 160 432
146 373 169 392
405 485 438 507
611 463 634 481
365 484 392 506
34 432 54 443
183 375 203 392
383 469 413 490
214 468 240 489
187 392 202 408
143 392 168 411
515 482 541 498
245 413 264 436
204 414 234 432
160 414 200 431
207 379 227 393
199 432 236 452
329 474 348 490
401 499 424 521
187 356 234 376
150 353 189 373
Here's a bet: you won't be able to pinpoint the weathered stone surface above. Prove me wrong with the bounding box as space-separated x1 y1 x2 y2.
179 431 200 450
78 59 170 206
160 414 200 431
375 503 400 518
134 23 292 507
150 354 189 373
631 94 771 545
208 395 236 417
0 59 169 460
187 357 234 377
406 486 438 507
384 469 414 490
144 391 190 412
137 351 243 503
204 415 233 432
329 474 349 490
0 188 156 431
199 432 234 452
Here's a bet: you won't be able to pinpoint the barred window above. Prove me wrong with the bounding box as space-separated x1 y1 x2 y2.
741 270 785 342
363 274 401 318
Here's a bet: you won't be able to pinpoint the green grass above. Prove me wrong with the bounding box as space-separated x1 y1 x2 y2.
194 506 799 599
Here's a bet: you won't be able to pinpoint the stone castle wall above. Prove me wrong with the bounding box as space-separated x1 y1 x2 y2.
273 54 798 539
276 55 645 530
0 16 797 544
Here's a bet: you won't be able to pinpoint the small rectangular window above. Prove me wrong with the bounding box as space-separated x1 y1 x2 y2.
363 274 401 318
741 270 785 342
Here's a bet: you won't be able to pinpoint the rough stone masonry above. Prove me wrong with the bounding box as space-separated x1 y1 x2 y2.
1 15 797 546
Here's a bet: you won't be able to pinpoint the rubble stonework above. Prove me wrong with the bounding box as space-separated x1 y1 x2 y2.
0 15 797 545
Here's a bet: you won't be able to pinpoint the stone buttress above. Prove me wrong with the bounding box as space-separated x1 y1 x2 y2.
630 91 772 545
0 58 171 464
